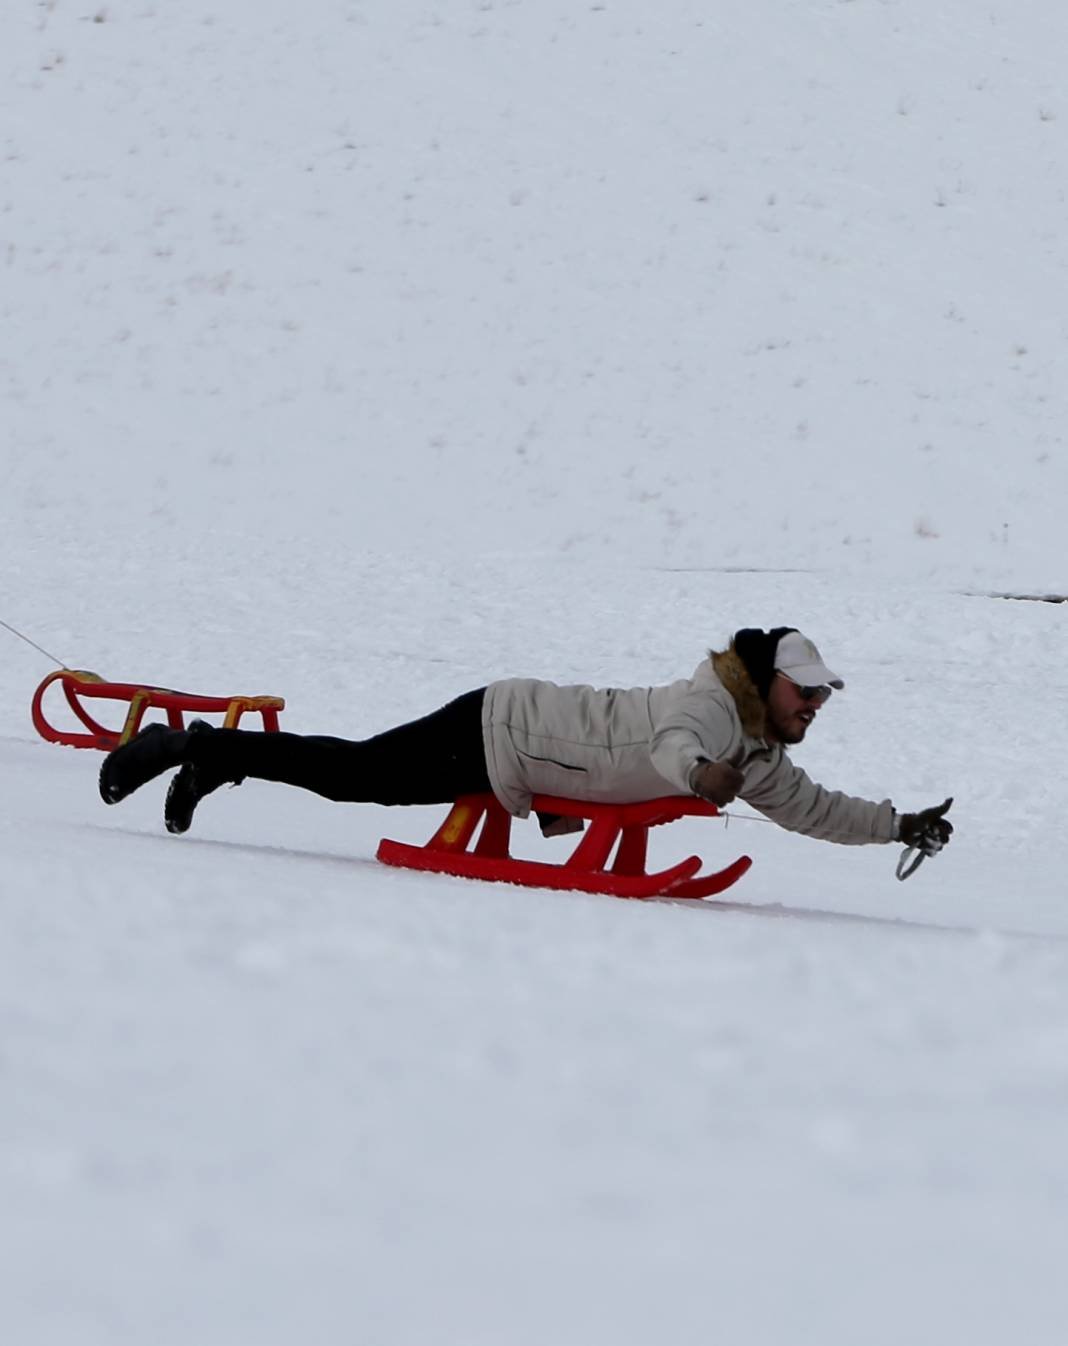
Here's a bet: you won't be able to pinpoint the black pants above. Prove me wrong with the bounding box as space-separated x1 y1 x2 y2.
187 688 491 805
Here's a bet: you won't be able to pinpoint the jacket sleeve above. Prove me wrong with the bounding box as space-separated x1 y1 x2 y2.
741 749 896 845
648 688 738 795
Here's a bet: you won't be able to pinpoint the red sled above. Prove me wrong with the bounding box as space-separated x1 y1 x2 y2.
31 668 285 752
377 792 753 900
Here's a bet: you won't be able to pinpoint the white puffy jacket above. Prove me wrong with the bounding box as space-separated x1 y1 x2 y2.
480 650 895 845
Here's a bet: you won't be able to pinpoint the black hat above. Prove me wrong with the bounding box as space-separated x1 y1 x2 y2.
731 627 797 700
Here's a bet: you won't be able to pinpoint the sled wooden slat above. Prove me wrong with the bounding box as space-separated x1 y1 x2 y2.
377 792 753 900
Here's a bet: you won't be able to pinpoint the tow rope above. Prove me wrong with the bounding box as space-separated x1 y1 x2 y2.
895 846 926 881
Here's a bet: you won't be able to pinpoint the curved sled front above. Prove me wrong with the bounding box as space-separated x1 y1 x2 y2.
377 792 752 900
665 855 754 899
32 668 285 751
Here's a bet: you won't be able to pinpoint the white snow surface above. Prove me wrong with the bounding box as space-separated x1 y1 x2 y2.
4 2 1068 1343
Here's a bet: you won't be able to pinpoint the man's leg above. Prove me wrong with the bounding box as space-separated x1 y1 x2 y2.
183 688 491 804
99 689 491 831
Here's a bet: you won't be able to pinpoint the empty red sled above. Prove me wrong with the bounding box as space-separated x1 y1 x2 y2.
377 792 752 900
32 668 285 752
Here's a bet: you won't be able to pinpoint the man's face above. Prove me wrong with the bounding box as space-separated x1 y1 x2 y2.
765 673 832 744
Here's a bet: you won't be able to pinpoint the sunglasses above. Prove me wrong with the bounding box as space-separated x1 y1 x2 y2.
780 674 833 705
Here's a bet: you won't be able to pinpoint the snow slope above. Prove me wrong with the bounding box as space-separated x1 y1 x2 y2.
6 0 1068 587
4 2 1068 1343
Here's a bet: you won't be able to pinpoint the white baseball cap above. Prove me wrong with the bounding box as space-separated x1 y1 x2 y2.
774 631 844 690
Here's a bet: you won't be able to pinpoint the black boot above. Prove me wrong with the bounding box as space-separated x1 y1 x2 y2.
164 723 243 834
99 722 194 805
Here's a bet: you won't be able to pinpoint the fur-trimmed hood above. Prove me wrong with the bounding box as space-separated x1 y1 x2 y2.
711 646 768 740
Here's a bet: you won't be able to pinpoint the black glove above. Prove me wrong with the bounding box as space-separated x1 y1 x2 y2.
897 798 954 855
690 760 745 806
537 811 584 838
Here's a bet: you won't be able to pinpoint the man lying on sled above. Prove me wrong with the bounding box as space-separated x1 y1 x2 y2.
98 626 953 859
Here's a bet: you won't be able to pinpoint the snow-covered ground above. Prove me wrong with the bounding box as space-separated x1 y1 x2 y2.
4 3 1068 1343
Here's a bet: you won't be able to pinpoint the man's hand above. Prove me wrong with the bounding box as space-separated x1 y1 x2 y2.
537 811 585 838
897 797 954 855
690 760 745 806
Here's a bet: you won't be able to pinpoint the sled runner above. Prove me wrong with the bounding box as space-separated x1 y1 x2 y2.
31 668 285 752
377 793 753 900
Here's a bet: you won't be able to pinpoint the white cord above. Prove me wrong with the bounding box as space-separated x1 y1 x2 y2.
0 617 67 668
